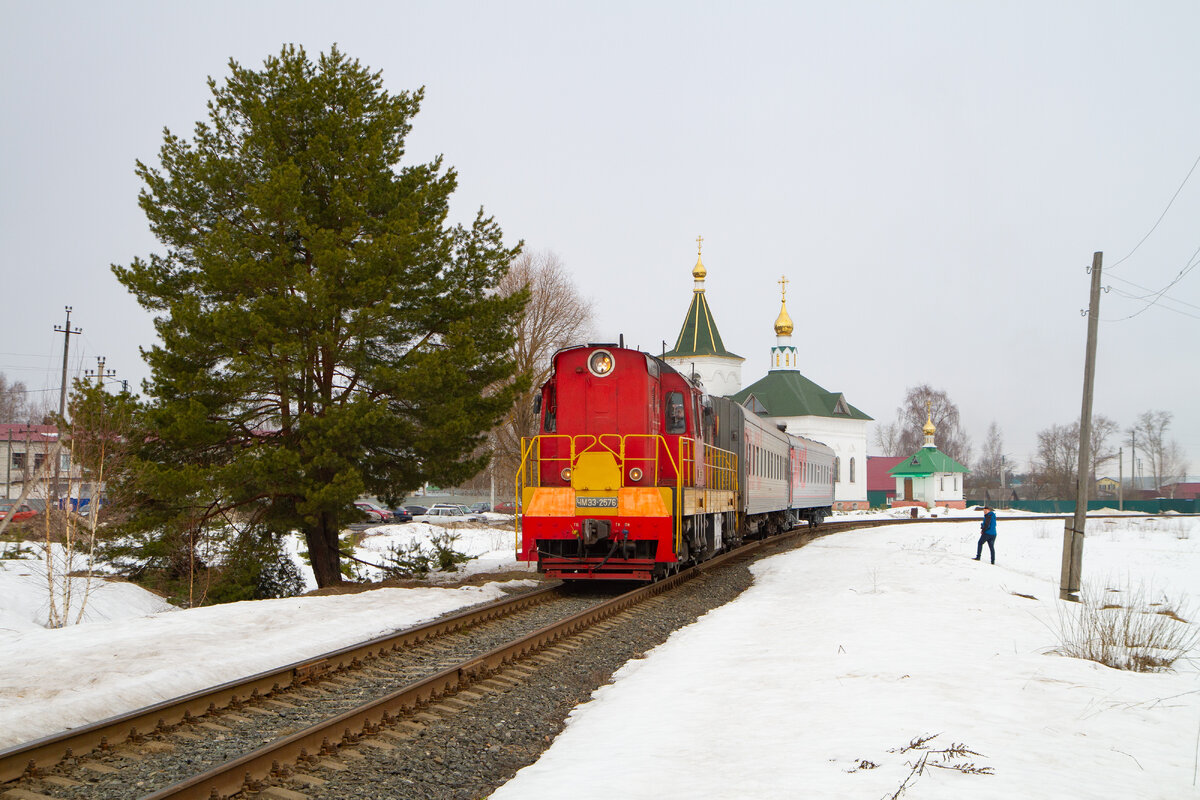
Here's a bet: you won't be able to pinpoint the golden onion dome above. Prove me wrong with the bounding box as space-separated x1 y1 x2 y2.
923 405 936 437
774 299 794 336
693 253 707 280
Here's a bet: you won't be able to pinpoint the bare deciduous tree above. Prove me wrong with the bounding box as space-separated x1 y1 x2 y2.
1031 422 1078 500
1130 410 1189 490
1088 414 1120 480
489 251 594 490
870 421 902 457
889 385 972 466
972 422 1006 491
1029 415 1120 500
1 373 33 424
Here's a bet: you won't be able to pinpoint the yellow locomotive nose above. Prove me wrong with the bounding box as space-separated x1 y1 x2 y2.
571 451 621 491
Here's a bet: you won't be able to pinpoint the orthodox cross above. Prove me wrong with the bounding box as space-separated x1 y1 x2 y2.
778 275 789 300
696 234 703 255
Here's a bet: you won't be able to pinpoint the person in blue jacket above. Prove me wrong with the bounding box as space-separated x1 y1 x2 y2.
974 506 997 563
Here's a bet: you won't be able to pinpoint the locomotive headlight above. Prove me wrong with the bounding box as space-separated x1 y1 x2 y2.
587 349 615 377
561 467 572 481
628 467 643 482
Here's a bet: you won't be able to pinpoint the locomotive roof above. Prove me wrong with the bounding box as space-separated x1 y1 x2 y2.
550 344 687 380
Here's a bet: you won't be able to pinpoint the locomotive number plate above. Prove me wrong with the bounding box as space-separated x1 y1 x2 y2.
576 496 618 508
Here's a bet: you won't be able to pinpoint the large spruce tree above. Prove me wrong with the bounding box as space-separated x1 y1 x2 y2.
114 46 527 587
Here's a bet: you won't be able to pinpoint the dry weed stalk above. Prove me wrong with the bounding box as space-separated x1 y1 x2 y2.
1053 581 1199 672
882 733 993 799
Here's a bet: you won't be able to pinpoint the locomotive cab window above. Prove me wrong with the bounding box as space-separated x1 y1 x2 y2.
541 385 556 432
665 392 686 434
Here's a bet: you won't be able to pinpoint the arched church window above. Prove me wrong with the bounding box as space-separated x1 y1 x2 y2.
833 457 840 483
849 457 855 483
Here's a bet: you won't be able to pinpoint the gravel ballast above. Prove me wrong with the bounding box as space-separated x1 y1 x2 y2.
298 558 761 800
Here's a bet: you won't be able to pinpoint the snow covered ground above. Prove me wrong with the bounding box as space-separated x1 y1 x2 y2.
2 512 1198 799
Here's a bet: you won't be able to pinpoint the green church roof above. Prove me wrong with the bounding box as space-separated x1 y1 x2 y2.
663 290 742 360
728 370 872 421
888 447 969 477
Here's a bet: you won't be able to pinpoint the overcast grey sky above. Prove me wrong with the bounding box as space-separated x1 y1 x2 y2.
3 1 1198 476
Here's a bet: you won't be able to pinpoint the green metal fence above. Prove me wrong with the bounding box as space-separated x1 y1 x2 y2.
963 498 1199 514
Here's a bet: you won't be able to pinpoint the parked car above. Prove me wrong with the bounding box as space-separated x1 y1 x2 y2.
404 505 428 517
353 501 392 523
0 502 37 522
417 506 485 523
432 503 479 517
389 507 413 523
469 502 490 513
493 501 519 515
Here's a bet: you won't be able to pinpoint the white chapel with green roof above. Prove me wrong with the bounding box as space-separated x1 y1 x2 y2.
664 242 872 510
888 408 969 510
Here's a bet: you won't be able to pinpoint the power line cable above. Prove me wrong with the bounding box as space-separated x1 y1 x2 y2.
1105 242 1200 321
1108 150 1200 273
1107 273 1200 311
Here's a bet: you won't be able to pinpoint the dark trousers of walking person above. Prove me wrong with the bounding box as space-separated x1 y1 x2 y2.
975 533 996 563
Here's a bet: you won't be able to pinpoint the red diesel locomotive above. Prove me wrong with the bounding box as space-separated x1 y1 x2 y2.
515 344 834 581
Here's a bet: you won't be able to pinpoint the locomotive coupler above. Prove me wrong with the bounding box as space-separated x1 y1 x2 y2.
579 518 612 546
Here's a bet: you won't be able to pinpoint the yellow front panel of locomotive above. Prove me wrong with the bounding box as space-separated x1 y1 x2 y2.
523 487 574 516
617 487 672 517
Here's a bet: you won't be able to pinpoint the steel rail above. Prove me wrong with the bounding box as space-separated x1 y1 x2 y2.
138 538 782 800
0 583 561 784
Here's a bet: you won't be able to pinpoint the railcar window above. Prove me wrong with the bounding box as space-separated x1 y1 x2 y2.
666 392 686 434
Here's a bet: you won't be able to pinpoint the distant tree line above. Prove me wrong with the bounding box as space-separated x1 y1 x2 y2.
873 386 1191 501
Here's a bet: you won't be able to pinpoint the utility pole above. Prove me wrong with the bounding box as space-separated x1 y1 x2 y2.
85 356 116 387
1129 429 1136 496
54 307 83 420
1061 252 1103 602
51 307 82 504
1118 446 1123 511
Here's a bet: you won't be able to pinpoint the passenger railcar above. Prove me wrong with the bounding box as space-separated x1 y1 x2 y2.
516 344 834 581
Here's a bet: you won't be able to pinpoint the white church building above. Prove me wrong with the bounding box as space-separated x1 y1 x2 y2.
663 241 872 509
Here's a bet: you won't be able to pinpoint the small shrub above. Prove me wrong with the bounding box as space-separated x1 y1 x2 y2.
379 540 433 579
430 532 471 573
207 530 305 603
1051 581 1199 672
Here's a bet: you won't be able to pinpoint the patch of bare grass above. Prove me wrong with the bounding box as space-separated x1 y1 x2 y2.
1051 581 1200 672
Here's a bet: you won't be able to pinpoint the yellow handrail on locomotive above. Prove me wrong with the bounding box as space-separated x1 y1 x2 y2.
515 434 739 559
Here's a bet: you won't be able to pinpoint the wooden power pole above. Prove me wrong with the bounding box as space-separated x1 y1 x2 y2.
1061 252 1103 601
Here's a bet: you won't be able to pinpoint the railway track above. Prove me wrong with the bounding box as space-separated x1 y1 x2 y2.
0 513 1162 799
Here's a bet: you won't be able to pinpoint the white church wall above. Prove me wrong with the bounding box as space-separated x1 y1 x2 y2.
778 415 868 506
